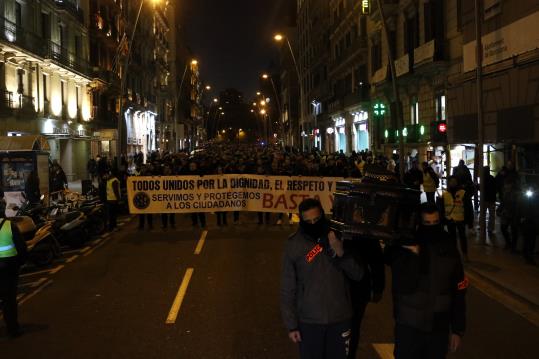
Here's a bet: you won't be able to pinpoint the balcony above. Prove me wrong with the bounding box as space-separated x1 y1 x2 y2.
0 16 91 77
413 39 446 69
0 90 36 117
55 0 84 24
46 42 91 77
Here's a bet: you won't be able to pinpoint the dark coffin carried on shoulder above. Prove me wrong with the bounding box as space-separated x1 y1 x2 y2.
330 167 421 244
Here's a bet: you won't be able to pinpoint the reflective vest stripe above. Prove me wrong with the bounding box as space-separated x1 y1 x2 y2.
106 178 120 201
0 244 15 251
0 220 17 258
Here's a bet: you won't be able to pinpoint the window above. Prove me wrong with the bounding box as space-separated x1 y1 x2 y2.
75 36 81 59
58 25 65 49
41 12 51 40
17 69 24 94
436 94 446 122
61 81 66 106
15 2 22 27
404 14 419 55
76 86 80 111
371 37 382 74
410 100 419 125
43 74 48 102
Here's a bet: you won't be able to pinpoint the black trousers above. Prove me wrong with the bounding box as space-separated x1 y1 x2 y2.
447 221 467 255
106 201 118 230
161 213 175 228
348 299 369 359
0 262 20 335
298 320 351 359
257 212 271 224
191 213 206 227
394 324 449 359
425 192 436 204
138 214 153 229
216 212 228 226
501 221 519 250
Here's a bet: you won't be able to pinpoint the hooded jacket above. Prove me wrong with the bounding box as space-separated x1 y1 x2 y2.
280 227 364 331
385 228 467 334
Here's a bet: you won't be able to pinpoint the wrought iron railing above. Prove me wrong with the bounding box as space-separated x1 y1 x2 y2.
0 15 90 77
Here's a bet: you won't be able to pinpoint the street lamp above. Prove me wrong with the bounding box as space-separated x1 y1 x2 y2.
205 85 211 91
262 73 284 145
173 58 198 152
273 33 305 150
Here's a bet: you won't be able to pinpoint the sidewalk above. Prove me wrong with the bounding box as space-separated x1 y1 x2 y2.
465 225 539 323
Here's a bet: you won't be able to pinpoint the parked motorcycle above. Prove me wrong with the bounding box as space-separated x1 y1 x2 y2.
48 203 90 248
78 197 106 236
11 216 61 267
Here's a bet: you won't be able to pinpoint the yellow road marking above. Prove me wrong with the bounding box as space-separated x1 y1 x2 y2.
66 254 79 263
19 280 53 305
373 343 395 359
166 268 194 324
80 246 92 253
20 265 63 278
194 230 208 255
50 265 65 274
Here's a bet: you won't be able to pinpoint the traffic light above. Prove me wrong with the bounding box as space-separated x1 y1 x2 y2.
361 1 370 15
431 121 448 143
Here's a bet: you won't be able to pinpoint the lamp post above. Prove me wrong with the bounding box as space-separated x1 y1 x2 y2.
274 33 305 150
117 0 159 167
475 0 486 243
262 73 284 146
173 59 198 152
375 0 405 182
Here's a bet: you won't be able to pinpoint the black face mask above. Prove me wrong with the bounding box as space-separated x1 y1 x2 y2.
417 224 443 244
300 216 330 239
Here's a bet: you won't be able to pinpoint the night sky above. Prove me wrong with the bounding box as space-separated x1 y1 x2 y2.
179 0 287 100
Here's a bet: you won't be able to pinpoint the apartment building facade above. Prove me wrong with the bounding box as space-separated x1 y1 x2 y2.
0 0 93 180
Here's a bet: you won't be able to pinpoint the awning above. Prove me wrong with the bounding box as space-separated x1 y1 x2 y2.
0 135 51 152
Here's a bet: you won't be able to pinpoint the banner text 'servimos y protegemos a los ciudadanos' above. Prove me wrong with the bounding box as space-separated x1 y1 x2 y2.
127 175 343 214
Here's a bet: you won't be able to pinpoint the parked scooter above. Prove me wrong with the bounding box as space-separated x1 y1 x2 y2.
78 197 106 236
48 203 90 248
10 216 61 267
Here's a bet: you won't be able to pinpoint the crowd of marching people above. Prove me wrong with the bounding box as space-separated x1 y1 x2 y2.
85 143 535 264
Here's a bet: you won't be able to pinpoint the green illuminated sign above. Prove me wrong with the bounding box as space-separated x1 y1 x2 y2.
403 127 408 137
373 102 386 117
384 129 388 138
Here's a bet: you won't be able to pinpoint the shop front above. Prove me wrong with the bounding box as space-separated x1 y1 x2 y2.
124 109 157 161
40 118 92 181
334 117 347 153
352 111 369 152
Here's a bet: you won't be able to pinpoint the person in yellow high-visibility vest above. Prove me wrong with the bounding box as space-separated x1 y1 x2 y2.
439 176 470 261
0 216 28 338
106 171 121 231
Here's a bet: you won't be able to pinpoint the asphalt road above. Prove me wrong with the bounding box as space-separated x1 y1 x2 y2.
1 213 538 358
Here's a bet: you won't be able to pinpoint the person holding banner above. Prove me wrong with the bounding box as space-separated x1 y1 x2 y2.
187 161 206 228
281 199 363 359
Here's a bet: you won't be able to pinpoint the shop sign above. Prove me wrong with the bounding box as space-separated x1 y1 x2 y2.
463 10 539 72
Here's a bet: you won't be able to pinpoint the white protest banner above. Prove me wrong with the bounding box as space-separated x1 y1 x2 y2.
127 175 344 214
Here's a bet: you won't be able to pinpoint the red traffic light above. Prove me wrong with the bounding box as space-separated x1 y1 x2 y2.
437 122 447 134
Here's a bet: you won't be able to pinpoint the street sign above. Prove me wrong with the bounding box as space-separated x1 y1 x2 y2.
361 0 370 15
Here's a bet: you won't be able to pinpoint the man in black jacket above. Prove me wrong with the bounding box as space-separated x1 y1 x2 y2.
385 203 467 359
281 199 363 359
